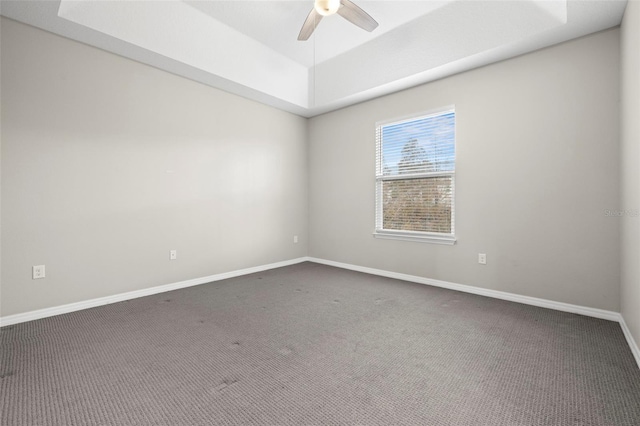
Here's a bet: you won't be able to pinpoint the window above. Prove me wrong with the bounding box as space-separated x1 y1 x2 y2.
375 107 456 244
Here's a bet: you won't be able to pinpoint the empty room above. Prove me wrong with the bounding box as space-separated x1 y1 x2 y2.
1 0 639 424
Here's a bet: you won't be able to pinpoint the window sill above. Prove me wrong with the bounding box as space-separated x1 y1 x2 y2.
373 231 457 245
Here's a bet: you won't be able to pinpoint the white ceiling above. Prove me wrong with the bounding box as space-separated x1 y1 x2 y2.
0 1 628 117
185 1 449 67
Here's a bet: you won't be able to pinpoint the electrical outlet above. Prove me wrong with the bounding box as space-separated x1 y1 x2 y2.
170 250 177 260
293 235 299 244
478 253 487 265
32 265 46 279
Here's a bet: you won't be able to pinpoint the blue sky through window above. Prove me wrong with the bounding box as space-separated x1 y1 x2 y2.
382 111 455 175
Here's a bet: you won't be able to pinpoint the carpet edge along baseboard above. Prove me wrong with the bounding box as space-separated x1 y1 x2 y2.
2 256 638 370
0 257 308 327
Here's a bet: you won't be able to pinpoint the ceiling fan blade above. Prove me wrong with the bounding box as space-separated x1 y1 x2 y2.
337 0 378 32
298 8 323 41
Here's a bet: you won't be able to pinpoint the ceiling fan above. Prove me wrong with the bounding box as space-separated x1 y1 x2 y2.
298 0 379 41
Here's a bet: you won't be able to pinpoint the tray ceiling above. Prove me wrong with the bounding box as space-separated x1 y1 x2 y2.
0 1 628 117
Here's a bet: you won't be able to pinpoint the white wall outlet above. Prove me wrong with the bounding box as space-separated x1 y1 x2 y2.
170 250 177 260
293 235 298 243
478 253 487 265
32 265 46 279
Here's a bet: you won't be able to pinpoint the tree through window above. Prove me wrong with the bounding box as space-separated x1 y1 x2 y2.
375 108 456 243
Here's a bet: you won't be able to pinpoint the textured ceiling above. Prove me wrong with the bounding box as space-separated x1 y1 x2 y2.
0 1 628 117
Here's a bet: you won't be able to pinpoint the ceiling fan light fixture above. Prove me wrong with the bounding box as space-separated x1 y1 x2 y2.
299 0 378 41
314 0 340 16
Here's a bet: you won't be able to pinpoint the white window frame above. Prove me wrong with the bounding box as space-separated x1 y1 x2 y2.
374 106 457 245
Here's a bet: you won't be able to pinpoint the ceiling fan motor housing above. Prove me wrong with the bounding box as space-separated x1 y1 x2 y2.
314 0 341 16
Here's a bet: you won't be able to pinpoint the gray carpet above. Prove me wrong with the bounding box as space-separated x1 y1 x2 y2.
2 262 639 425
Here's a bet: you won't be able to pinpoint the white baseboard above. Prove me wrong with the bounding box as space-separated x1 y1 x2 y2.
0 257 308 327
619 316 640 369
307 257 620 320
307 257 640 369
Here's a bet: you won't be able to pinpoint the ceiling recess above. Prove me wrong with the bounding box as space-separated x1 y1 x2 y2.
0 0 627 117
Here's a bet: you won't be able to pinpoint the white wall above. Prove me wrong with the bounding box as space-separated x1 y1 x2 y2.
0 18 308 317
309 29 621 311
620 1 640 351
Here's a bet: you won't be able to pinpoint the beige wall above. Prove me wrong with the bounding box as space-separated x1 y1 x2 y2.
309 29 621 311
621 1 640 350
0 18 308 317
0 17 628 319
0 18 3 320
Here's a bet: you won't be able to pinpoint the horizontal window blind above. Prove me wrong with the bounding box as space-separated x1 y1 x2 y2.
376 109 455 236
